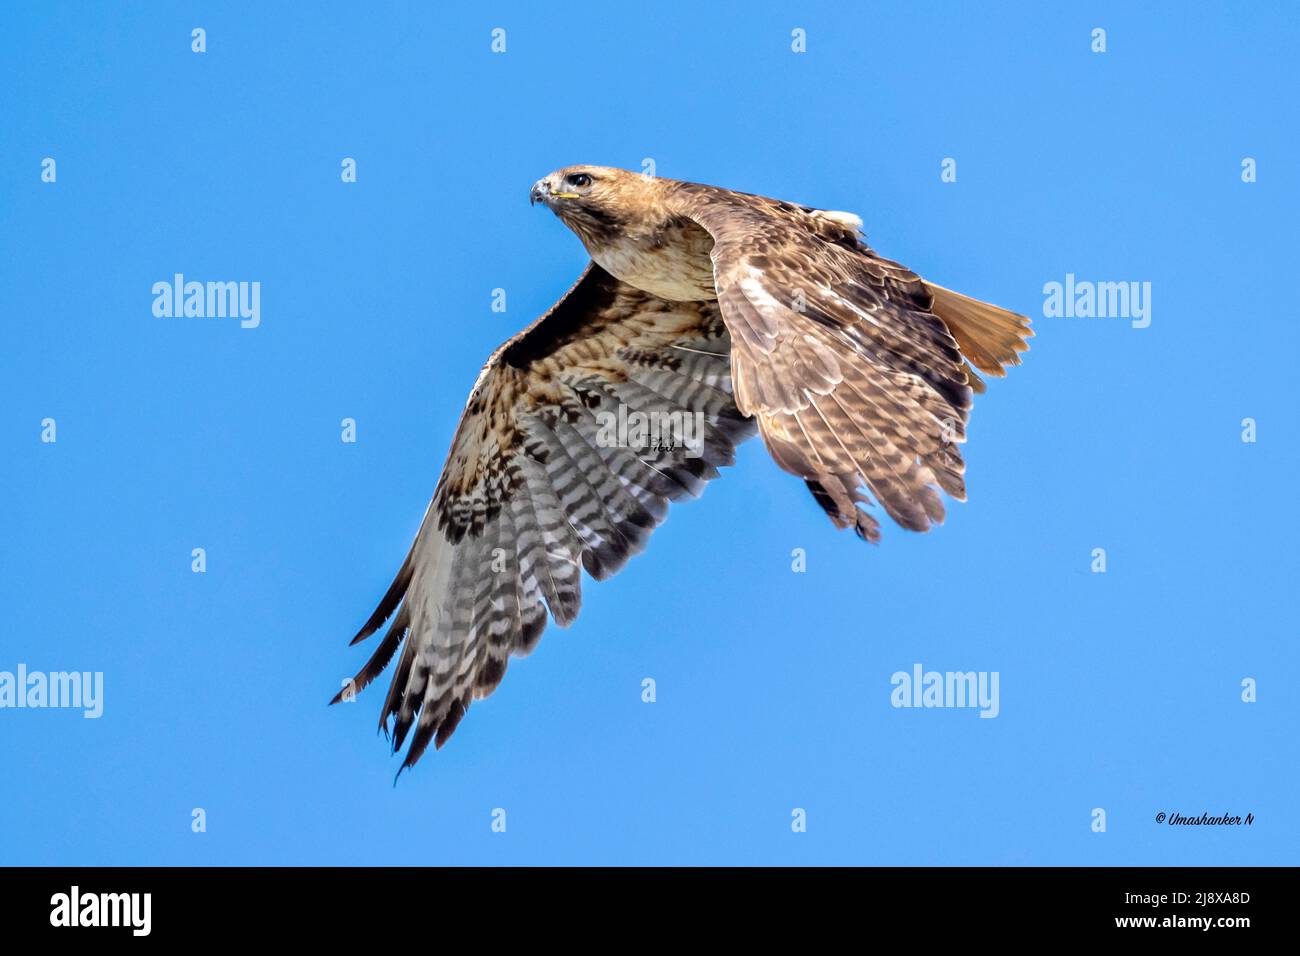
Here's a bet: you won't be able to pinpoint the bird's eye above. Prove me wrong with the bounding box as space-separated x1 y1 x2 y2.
566 173 592 188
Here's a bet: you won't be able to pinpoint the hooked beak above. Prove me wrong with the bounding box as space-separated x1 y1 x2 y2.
530 179 579 206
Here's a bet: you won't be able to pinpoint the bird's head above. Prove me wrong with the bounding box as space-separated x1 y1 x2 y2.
530 165 663 246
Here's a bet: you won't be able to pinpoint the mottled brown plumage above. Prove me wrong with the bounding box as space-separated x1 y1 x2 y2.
337 166 1031 772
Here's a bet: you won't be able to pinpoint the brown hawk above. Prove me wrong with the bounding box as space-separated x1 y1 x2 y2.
334 166 1032 772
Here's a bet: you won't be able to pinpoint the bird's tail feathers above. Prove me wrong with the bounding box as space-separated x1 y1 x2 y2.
925 282 1033 381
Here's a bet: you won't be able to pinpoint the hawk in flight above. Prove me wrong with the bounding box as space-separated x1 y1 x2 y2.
335 166 1032 772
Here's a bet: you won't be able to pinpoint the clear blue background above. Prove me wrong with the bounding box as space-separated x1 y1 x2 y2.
2 1 1295 865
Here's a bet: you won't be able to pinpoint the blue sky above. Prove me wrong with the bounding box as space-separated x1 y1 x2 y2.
1 1 1296 865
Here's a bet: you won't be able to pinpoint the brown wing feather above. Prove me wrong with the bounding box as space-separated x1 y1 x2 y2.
334 264 755 772
666 182 1025 540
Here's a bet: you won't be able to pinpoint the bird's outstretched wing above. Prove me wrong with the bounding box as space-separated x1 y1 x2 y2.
665 183 1031 541
335 263 755 771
